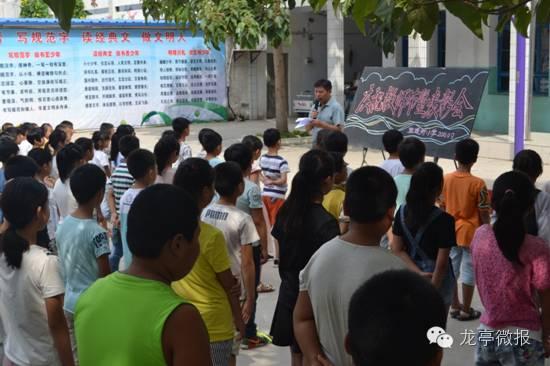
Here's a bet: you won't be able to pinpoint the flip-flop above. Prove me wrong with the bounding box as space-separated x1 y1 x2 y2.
455 308 481 321
257 283 275 293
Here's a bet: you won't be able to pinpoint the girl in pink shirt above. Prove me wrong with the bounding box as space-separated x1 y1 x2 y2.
472 171 550 365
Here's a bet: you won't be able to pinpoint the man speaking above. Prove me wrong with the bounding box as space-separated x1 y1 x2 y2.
306 79 345 147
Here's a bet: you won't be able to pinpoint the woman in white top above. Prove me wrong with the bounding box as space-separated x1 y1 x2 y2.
153 135 179 185
52 144 84 221
0 177 74 366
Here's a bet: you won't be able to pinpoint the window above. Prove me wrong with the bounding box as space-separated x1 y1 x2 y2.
402 36 408 67
497 21 549 95
437 11 446 67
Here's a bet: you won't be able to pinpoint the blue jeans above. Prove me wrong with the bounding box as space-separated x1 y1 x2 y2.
109 227 123 271
245 245 261 338
476 333 545 366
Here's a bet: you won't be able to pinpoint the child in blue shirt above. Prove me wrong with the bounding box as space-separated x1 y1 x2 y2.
55 164 111 357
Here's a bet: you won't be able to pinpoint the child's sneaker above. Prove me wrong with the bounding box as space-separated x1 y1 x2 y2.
241 332 272 350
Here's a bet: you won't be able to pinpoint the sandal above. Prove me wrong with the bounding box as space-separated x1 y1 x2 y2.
257 283 275 293
449 308 461 319
455 308 481 321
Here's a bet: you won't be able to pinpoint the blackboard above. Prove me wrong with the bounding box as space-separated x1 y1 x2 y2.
345 67 489 159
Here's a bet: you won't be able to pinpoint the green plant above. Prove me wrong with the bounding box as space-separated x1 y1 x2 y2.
20 0 52 18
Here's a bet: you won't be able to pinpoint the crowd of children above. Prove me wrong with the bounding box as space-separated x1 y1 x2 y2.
0 118 549 366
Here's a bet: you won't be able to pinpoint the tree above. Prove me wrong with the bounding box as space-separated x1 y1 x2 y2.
307 0 550 55
73 0 88 19
20 0 52 18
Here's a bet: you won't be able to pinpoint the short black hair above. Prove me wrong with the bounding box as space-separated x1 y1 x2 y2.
263 128 281 148
27 127 44 145
324 131 348 154
199 129 222 153
224 143 253 173
100 123 114 133
345 166 397 223
1 122 13 131
47 129 67 151
0 137 19 163
348 270 446 366
75 137 93 154
119 135 140 158
382 129 404 154
329 152 345 174
316 129 332 150
127 149 156 180
41 123 53 132
4 156 39 180
161 130 177 139
57 143 84 182
314 79 332 91
172 117 191 139
58 120 74 129
92 131 110 150
70 164 106 204
398 137 426 169
513 149 543 180
16 126 27 137
3 127 18 140
28 148 53 167
174 158 215 200
455 138 479 165
214 162 243 197
127 184 199 258
242 135 263 152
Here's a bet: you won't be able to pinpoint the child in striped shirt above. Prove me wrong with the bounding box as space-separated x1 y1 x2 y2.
260 129 290 265
107 135 140 271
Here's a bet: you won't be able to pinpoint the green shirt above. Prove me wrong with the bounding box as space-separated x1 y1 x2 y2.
75 272 186 366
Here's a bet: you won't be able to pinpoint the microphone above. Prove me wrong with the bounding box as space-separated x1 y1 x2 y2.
314 100 320 111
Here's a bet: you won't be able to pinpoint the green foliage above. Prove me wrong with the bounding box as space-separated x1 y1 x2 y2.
20 0 52 18
73 0 88 19
308 0 545 56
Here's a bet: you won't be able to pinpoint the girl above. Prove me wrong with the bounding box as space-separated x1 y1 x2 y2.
390 162 456 311
0 177 74 366
472 171 550 365
52 144 85 221
270 149 339 366
91 131 112 178
75 137 94 163
110 125 134 170
153 135 179 184
41 123 53 141
46 129 67 180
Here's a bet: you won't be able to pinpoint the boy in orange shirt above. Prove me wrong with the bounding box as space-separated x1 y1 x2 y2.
440 138 491 321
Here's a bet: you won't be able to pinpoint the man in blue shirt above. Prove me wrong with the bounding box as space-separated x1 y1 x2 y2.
306 79 345 147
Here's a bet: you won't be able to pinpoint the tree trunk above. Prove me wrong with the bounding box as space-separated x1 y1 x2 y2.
274 45 288 133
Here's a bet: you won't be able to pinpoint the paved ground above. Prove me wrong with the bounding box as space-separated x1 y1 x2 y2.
76 120 550 366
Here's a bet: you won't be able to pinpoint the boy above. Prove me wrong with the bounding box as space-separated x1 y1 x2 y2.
224 144 272 349
440 138 490 321
107 135 140 271
242 135 263 185
202 162 259 359
294 166 406 366
173 117 192 165
100 122 115 139
119 149 157 268
17 124 33 156
260 128 290 265
75 184 211 366
200 128 223 167
347 270 447 366
172 158 245 366
380 129 405 177
322 152 348 220
27 127 45 149
394 137 425 210
56 120 74 142
56 164 111 357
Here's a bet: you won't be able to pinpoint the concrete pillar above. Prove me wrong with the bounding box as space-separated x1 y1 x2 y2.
327 4 345 107
0 0 20 17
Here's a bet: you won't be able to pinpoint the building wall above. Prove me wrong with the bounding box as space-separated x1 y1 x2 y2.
228 52 267 120
0 0 19 17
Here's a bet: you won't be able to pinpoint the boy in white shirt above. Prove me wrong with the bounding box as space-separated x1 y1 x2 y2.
380 129 405 178
202 162 259 358
172 117 192 166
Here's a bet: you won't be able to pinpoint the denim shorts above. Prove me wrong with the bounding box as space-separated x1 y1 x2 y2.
450 246 475 286
475 333 545 366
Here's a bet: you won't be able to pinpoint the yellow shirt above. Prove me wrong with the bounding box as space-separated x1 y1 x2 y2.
172 222 234 342
323 184 346 220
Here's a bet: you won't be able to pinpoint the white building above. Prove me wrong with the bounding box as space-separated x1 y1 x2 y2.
84 0 143 20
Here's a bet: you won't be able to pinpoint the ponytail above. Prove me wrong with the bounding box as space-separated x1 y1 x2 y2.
110 125 135 164
154 135 180 175
492 171 535 266
277 149 334 236
0 177 48 269
405 162 443 229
